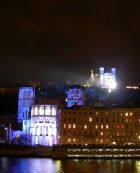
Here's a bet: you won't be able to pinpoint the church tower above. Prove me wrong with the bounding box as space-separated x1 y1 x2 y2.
17 87 35 130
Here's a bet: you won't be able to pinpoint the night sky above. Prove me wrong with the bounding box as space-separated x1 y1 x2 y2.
0 0 140 86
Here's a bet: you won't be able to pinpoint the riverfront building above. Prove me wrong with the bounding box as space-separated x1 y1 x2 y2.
30 104 58 146
58 106 140 145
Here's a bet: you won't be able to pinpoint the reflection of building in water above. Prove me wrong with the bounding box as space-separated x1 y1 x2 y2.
30 105 57 146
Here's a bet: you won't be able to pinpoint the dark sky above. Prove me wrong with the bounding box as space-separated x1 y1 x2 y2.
0 0 140 86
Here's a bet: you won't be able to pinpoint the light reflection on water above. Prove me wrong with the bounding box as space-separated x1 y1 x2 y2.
0 157 140 173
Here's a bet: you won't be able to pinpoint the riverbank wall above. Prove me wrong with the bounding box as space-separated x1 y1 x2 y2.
1 144 140 158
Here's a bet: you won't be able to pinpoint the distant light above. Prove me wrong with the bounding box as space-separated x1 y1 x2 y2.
126 86 139 90
112 142 117 145
84 125 87 129
108 89 112 93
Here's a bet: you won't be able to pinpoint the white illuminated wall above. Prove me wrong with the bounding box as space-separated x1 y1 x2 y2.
30 105 57 146
99 67 116 89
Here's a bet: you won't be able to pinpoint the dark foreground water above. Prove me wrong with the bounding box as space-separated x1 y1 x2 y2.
0 157 140 173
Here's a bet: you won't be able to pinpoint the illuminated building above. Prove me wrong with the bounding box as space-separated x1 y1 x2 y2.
86 67 116 90
66 85 85 107
99 67 116 89
30 104 57 146
17 87 35 126
59 106 140 145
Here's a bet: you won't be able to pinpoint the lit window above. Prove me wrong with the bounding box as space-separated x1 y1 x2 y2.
126 119 128 122
31 108 34 116
84 125 87 129
89 117 92 122
52 107 56 116
101 132 103 136
101 125 103 129
117 132 119 136
95 112 98 115
73 138 76 142
95 125 98 129
34 106 38 115
139 119 140 122
73 124 76 128
68 124 71 129
125 112 128 116
101 139 103 143
39 106 44 115
45 106 51 115
68 138 71 142
106 125 109 129
64 124 66 128
130 112 133 116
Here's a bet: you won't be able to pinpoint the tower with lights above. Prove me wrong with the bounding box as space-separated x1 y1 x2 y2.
17 87 35 131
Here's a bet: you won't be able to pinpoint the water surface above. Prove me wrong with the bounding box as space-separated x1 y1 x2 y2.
0 157 140 173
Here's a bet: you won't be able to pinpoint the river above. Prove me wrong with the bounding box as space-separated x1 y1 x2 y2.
0 157 140 173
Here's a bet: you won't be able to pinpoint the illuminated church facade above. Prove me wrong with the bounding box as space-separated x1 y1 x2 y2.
17 87 58 146
87 67 116 90
30 105 57 146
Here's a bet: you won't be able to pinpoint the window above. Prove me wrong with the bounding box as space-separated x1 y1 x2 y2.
106 125 109 129
125 112 128 116
106 118 108 122
101 125 103 129
95 125 98 129
73 124 76 129
68 124 71 129
68 138 71 142
64 124 66 128
126 119 128 122
89 117 92 122
84 125 87 129
101 132 103 136
96 131 98 136
117 125 119 129
117 132 119 136
73 138 76 142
